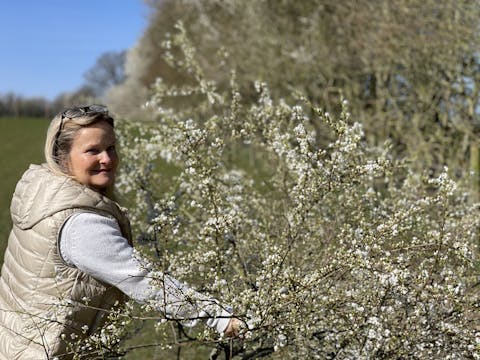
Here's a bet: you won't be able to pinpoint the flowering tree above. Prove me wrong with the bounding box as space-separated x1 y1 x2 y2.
109 0 480 178
64 24 479 359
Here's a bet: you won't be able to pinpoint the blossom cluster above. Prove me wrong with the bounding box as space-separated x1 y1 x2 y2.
75 25 480 359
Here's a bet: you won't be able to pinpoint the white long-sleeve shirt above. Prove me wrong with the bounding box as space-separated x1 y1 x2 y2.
58 212 231 334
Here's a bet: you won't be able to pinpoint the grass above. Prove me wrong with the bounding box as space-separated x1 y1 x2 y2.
0 117 50 263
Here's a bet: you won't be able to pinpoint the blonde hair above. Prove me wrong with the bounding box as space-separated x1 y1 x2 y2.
44 106 115 178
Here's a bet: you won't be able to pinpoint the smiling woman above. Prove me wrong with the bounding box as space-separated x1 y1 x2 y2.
0 105 239 359
67 121 118 192
45 105 118 195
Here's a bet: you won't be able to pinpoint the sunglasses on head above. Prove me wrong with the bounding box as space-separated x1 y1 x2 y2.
60 104 108 122
55 105 109 151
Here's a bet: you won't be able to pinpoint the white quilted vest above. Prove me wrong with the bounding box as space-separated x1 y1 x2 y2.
0 164 132 359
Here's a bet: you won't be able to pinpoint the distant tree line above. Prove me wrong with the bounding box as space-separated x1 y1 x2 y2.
0 50 126 119
0 93 53 118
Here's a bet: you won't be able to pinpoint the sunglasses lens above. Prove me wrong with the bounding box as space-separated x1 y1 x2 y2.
87 105 108 114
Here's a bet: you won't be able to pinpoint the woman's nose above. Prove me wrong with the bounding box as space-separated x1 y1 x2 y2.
99 151 112 164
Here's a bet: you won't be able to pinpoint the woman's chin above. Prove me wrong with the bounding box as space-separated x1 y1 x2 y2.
90 176 115 191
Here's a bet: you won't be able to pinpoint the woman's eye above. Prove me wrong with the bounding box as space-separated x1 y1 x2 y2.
87 149 99 154
107 146 117 155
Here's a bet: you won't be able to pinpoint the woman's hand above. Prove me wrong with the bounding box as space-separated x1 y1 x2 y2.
224 317 242 338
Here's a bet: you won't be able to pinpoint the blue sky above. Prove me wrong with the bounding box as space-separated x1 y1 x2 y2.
0 0 148 100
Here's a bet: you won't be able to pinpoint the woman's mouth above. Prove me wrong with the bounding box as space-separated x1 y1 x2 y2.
92 169 112 174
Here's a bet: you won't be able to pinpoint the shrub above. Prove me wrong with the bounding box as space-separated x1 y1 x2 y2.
68 24 479 359
105 27 480 359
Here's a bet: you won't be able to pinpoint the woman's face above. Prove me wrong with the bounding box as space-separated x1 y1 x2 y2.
67 121 118 191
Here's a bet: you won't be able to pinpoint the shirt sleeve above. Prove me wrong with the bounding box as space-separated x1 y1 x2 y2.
59 212 232 334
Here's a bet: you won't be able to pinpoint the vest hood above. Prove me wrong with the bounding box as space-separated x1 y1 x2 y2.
11 164 117 230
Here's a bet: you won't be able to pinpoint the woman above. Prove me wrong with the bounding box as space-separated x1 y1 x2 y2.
0 105 239 359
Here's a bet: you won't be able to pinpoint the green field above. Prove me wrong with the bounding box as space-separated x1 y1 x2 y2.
0 117 50 262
